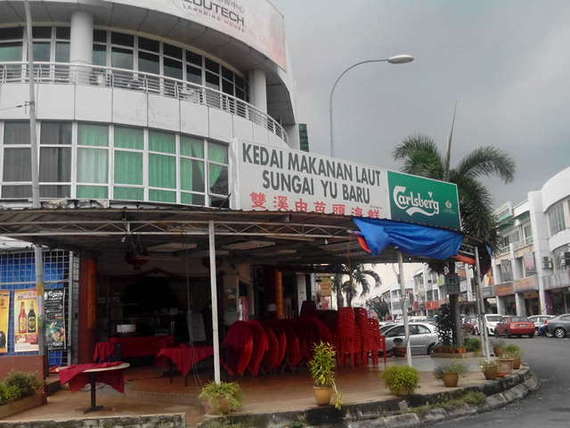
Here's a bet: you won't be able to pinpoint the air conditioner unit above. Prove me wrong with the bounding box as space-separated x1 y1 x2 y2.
562 252 570 268
542 256 553 270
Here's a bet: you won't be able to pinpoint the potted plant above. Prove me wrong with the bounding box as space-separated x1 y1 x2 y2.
480 359 498 380
497 353 514 377
493 339 505 357
309 342 342 408
434 361 467 387
504 344 522 369
381 366 420 396
199 381 241 415
465 338 481 353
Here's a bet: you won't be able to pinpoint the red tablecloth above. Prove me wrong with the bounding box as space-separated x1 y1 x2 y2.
59 362 126 393
93 342 115 362
156 345 213 376
108 335 175 358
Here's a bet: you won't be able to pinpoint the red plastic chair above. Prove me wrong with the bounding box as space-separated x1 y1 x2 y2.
246 320 269 376
336 307 357 367
221 321 254 376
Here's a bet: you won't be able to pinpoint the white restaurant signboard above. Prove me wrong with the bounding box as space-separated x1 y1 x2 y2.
237 140 462 230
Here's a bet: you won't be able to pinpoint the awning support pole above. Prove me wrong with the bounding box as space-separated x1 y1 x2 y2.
397 251 412 366
209 220 221 383
474 246 491 360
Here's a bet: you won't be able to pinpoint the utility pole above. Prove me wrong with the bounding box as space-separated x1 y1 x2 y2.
24 0 47 379
397 251 412 366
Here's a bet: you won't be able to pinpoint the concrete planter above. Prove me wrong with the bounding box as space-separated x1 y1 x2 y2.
0 393 44 419
431 352 478 359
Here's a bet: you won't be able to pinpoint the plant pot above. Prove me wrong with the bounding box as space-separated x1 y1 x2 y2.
512 357 521 370
497 358 514 377
494 347 504 357
442 373 459 387
394 347 406 357
313 386 333 406
201 397 233 415
483 366 498 380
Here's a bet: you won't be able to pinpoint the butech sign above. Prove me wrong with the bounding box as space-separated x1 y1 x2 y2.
387 171 461 230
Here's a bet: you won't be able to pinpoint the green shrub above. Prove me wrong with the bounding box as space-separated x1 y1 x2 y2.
4 384 22 402
463 391 487 407
382 366 420 396
464 337 481 352
3 372 41 399
0 383 8 405
504 344 522 357
309 342 336 388
433 361 467 380
199 382 242 415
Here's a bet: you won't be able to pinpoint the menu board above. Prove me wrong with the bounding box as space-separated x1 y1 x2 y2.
45 289 66 351
14 289 39 353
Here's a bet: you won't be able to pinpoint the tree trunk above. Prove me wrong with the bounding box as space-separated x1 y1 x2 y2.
334 274 344 309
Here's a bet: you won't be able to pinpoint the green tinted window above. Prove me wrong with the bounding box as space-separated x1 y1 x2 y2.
180 136 204 158
79 124 108 147
0 42 22 61
115 126 143 149
149 189 176 203
209 164 228 195
149 131 175 153
115 151 142 185
181 193 205 206
77 148 108 183
77 185 108 199
208 142 228 163
114 187 144 201
180 158 204 192
149 154 175 188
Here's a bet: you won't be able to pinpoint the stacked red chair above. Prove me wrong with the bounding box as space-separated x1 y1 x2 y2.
282 321 303 369
262 324 280 372
221 321 254 376
246 320 269 376
336 307 357 367
367 318 387 367
354 308 370 367
300 300 317 319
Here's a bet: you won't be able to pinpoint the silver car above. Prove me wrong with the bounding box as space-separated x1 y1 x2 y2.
528 315 554 330
383 322 439 355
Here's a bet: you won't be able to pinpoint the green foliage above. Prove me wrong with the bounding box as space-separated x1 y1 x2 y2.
366 296 390 319
382 366 420 396
462 391 487 407
464 337 481 352
435 304 454 346
309 342 342 409
0 371 41 405
199 382 242 415
433 362 467 380
504 344 522 357
480 359 498 371
309 342 336 388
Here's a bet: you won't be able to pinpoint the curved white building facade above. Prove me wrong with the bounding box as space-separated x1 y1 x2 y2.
0 0 297 207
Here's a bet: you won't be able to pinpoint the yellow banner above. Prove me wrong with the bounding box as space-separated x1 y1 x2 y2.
0 291 9 354
14 289 39 353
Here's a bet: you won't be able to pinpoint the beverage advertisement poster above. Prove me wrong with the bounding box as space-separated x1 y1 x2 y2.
45 289 66 351
0 291 9 354
14 289 38 353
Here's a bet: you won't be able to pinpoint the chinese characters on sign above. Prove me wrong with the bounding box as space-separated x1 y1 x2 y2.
238 141 389 219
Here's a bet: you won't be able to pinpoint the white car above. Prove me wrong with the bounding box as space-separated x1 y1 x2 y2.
528 315 554 331
383 322 439 355
473 314 505 336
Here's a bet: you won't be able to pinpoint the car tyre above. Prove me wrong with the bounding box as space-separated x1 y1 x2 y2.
427 344 435 355
554 328 566 339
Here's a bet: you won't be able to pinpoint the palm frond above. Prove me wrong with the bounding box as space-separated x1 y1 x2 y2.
455 146 515 183
393 134 445 179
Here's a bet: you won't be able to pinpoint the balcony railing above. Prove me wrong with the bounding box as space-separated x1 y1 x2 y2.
0 62 288 143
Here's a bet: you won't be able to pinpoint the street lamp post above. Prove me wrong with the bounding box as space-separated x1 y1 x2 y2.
328 54 414 157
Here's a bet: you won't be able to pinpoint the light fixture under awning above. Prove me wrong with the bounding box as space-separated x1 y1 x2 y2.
223 240 275 250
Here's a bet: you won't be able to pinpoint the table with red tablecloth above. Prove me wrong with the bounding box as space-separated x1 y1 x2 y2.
93 335 175 361
58 361 129 412
156 345 213 385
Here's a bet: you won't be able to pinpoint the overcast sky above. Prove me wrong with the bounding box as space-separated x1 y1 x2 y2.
273 0 570 206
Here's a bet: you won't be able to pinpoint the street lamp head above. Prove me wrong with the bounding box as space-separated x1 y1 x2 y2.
387 54 415 64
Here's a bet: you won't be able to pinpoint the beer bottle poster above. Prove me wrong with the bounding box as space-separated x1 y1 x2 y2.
14 289 39 353
45 289 66 351
0 291 9 354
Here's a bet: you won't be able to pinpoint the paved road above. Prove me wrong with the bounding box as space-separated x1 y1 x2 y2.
436 335 570 428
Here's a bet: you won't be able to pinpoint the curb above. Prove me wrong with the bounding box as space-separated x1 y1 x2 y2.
198 367 539 428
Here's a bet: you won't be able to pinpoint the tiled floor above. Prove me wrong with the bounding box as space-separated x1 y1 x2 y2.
5 356 490 426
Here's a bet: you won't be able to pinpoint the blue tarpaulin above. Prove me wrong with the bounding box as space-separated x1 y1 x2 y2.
353 218 464 260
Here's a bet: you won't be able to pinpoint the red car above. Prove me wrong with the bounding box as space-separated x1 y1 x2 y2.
496 316 535 338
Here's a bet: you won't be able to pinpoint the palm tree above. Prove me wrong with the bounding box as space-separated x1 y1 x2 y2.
393 134 515 245
393 134 515 344
332 264 381 308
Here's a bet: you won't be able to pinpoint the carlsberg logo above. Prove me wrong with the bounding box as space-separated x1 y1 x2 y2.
393 185 440 217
